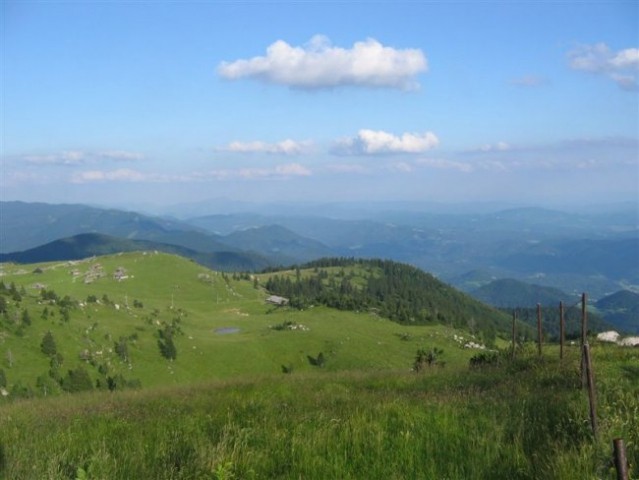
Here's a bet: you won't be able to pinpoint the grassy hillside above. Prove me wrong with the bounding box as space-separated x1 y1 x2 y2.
1 346 637 479
1 253 637 479
260 258 524 346
0 252 495 397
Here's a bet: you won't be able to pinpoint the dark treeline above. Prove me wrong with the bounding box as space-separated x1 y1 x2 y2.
265 258 520 345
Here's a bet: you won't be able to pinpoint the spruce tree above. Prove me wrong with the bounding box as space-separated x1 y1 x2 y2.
40 331 57 356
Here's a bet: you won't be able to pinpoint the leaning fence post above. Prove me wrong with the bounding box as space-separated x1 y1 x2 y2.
582 343 598 439
613 438 629 480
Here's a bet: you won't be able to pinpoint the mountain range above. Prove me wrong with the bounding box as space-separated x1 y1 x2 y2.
1 200 637 332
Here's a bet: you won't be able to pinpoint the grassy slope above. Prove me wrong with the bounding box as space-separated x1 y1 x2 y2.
0 252 484 393
0 346 637 479
1 253 638 479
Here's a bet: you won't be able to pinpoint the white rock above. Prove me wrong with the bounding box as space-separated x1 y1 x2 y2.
618 336 639 347
597 331 620 343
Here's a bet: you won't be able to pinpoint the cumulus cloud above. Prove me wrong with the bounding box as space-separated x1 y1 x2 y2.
568 43 639 90
221 139 312 155
218 35 427 90
22 150 144 166
333 129 439 155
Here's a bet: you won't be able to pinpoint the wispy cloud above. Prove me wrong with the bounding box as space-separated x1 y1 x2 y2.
218 35 427 90
71 169 172 183
220 139 312 155
70 163 312 184
325 163 370 174
568 43 639 91
226 163 312 179
468 141 511 153
333 129 439 155
21 150 144 166
415 158 475 173
510 75 548 87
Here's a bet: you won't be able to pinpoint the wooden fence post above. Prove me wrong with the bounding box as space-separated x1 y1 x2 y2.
512 310 516 359
582 343 598 439
613 438 629 480
581 293 588 387
559 301 565 361
537 303 542 356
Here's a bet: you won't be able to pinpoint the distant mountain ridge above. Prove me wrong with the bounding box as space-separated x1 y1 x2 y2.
2 201 637 298
0 201 228 253
0 201 333 270
595 290 639 334
223 225 335 264
0 233 271 272
470 278 575 308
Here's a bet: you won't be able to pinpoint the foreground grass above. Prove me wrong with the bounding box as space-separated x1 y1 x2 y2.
1 346 637 480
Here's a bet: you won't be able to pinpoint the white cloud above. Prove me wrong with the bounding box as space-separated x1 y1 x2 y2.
21 150 144 166
415 158 475 173
334 129 439 155
274 163 312 176
568 43 639 90
98 150 145 161
71 169 167 183
23 150 87 166
325 163 370 174
235 163 312 179
70 163 312 184
221 139 312 155
474 141 510 153
218 35 427 90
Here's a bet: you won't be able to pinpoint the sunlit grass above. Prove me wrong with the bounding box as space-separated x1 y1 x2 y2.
1 347 637 479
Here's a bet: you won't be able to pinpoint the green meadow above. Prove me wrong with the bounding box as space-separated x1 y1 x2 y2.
0 252 637 479
0 252 494 391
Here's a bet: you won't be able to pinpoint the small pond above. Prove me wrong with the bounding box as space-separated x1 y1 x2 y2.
215 327 240 335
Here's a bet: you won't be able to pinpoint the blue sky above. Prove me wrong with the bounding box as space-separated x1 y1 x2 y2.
1 1 637 208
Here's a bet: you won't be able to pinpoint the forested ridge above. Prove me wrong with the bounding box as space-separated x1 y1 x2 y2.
264 258 520 344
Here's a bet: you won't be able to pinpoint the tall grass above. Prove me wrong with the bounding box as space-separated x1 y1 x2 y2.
1 346 637 479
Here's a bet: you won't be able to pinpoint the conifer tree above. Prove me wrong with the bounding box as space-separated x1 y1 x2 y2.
40 331 57 356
